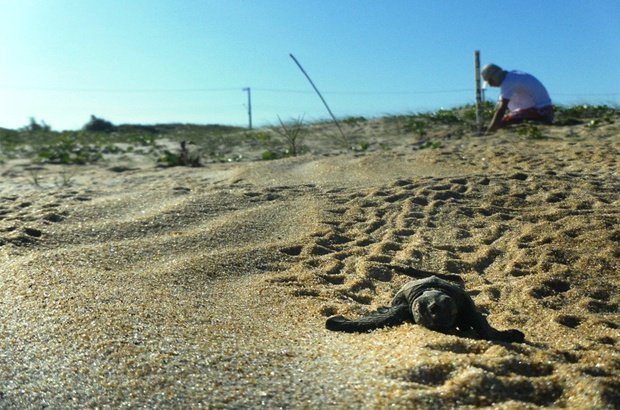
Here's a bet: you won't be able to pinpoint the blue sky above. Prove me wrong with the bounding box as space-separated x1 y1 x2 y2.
1 0 619 130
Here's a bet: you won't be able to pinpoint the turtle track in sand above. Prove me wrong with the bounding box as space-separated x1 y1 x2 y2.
272 170 619 408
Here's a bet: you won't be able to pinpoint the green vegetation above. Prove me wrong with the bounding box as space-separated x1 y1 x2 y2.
0 104 616 166
516 122 547 140
35 133 104 164
357 141 370 151
418 140 443 149
0 115 245 165
83 115 116 133
273 115 306 157
554 104 617 126
405 119 428 137
158 141 201 167
342 116 367 126
387 102 497 135
22 118 51 133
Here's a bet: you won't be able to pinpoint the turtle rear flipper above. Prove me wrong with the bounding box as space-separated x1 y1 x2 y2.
325 304 410 333
496 329 525 343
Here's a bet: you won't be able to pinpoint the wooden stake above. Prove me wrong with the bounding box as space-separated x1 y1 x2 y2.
474 50 482 133
289 54 347 144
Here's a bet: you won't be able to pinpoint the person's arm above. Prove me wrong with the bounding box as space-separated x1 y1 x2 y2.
485 98 510 134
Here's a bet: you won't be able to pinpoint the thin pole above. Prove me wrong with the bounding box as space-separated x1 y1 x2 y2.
474 50 482 133
289 53 347 143
243 87 252 130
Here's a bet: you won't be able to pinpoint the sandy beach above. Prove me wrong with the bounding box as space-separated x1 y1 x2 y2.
1 116 618 408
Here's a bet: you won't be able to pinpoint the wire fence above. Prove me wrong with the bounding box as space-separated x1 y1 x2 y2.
2 84 618 129
2 85 619 97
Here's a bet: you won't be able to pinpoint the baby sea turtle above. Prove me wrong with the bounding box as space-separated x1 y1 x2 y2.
326 276 525 343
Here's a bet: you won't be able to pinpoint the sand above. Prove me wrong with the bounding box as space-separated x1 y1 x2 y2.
0 118 618 408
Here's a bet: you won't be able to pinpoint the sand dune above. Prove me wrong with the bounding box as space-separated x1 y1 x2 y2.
0 120 618 408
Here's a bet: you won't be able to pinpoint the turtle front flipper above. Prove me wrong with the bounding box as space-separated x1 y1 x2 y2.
325 304 410 333
467 310 525 343
494 329 525 343
460 299 525 343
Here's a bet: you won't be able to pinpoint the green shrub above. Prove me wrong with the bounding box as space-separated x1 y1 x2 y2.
158 141 201 167
342 116 367 126
274 115 306 157
83 115 116 133
261 150 280 160
405 119 428 137
419 140 442 149
36 134 102 164
21 117 51 133
516 122 546 140
459 102 495 123
554 104 617 126
429 109 460 124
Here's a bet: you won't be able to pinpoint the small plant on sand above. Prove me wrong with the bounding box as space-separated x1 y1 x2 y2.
461 102 495 119
405 119 428 137
274 115 306 157
418 140 442 150
56 167 77 188
244 131 272 146
159 141 201 167
27 168 42 187
516 122 547 140
584 117 614 130
261 150 279 160
424 109 460 124
226 154 244 162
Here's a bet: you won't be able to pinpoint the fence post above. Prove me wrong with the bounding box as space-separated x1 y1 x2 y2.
243 87 252 130
474 50 482 133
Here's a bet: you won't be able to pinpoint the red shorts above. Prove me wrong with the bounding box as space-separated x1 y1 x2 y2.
501 105 554 125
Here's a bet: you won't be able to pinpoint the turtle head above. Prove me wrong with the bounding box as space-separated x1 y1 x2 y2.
412 290 458 330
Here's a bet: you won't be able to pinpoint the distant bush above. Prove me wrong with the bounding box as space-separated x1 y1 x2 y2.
21 117 51 133
342 116 367 126
83 115 116 133
116 124 158 134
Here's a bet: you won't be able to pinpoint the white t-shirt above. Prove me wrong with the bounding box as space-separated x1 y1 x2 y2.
500 71 552 111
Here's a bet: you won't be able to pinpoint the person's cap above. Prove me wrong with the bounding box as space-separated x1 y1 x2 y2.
481 64 504 86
